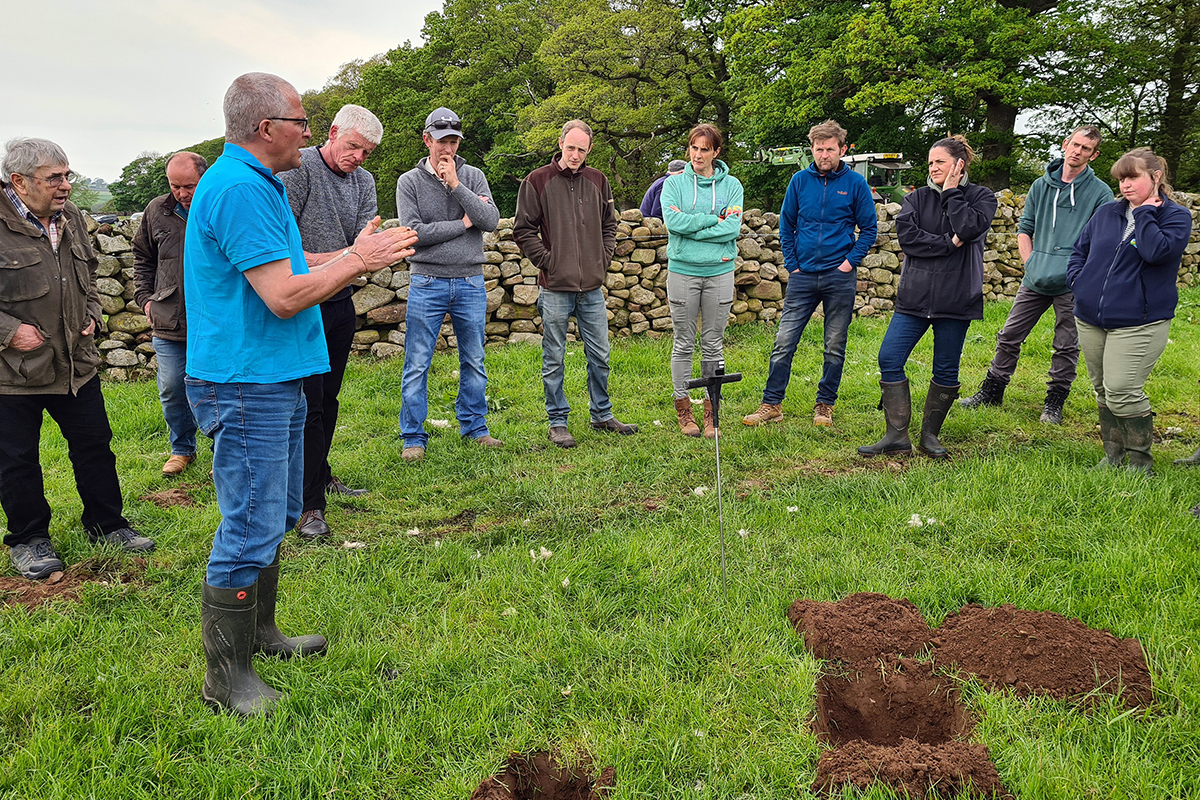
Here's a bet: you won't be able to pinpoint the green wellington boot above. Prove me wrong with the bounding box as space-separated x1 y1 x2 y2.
918 381 960 458
1094 405 1126 469
858 380 913 457
1118 413 1155 475
201 581 281 717
255 547 328 659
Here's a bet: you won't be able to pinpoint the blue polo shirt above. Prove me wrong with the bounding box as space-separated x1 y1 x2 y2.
184 143 329 383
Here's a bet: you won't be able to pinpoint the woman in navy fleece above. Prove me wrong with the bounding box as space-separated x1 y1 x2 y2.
1067 148 1192 473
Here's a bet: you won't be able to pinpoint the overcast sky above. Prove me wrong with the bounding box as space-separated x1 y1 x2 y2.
0 0 442 182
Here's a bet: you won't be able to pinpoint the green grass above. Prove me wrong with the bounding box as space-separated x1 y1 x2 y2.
4 291 1200 799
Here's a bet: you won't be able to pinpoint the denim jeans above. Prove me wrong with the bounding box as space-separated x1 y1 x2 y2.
538 287 613 427
302 295 356 513
667 271 734 399
186 378 306 589
399 274 490 448
878 312 972 385
0 376 129 546
762 267 857 405
152 337 197 457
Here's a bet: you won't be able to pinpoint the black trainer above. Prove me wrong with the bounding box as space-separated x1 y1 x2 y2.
89 526 156 552
10 538 65 580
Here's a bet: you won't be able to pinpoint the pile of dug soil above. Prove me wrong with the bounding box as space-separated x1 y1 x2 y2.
470 752 614 800
0 556 146 610
789 592 932 661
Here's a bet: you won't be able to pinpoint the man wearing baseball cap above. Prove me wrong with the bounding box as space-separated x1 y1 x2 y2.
394 108 502 460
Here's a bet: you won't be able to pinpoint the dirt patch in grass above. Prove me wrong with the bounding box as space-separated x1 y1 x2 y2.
796 593 1153 797
140 485 198 508
469 752 614 800
930 603 1153 708
0 555 147 610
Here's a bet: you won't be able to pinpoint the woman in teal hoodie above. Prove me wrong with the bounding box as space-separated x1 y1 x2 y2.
662 123 745 438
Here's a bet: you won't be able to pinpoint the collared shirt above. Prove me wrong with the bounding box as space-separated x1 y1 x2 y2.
3 184 62 252
174 201 188 220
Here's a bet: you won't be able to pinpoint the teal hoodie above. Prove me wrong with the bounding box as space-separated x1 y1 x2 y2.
661 160 745 276
1018 158 1113 296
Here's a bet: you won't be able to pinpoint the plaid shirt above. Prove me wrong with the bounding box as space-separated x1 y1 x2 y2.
3 184 62 252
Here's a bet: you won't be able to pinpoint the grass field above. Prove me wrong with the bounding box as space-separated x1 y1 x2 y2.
3 291 1200 799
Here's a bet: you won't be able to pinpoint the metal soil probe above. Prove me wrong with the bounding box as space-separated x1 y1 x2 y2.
686 359 742 593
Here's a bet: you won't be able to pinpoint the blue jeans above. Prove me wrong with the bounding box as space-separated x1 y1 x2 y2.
152 337 196 456
878 312 972 385
762 267 857 405
538 288 613 427
399 274 489 448
186 378 306 589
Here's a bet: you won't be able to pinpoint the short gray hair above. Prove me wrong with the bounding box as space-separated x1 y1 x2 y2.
559 119 593 144
166 151 208 177
331 104 383 146
2 137 69 186
223 72 297 144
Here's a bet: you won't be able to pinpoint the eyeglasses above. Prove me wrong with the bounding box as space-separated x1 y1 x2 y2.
267 117 310 131
427 119 462 132
25 170 77 188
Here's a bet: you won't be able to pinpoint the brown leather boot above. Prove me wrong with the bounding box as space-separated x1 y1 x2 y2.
702 399 717 439
675 398 700 437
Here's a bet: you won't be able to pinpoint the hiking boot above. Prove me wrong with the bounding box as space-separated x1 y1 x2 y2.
201 581 280 717
326 475 367 497
918 381 959 458
959 374 1005 408
9 538 64 580
702 399 717 439
742 402 783 427
255 547 327 659
1118 413 1155 475
813 402 834 427
295 509 331 541
675 397 700 437
591 417 638 435
1094 404 1125 468
162 454 194 476
401 446 426 462
88 526 156 552
548 426 577 448
1040 385 1070 425
470 434 505 448
858 380 913 457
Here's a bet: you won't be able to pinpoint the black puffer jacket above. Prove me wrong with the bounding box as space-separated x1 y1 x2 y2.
894 182 998 320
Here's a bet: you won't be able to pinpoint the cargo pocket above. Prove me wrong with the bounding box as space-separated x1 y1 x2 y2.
150 284 182 332
0 247 51 302
0 342 55 387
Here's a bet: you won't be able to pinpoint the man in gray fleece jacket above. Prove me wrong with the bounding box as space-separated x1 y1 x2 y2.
395 108 502 460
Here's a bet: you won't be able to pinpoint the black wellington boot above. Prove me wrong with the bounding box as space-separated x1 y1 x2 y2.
1094 404 1125 469
201 581 281 717
1175 443 1200 466
1118 413 1155 475
858 380 913 457
256 547 328 659
919 381 959 458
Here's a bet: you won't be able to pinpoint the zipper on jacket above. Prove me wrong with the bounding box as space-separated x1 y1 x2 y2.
1096 237 1130 328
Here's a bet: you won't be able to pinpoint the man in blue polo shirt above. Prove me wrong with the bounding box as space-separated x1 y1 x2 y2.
185 72 416 717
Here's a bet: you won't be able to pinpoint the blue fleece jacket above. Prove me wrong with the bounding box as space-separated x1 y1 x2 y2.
779 161 877 273
1066 195 1192 329
661 160 744 276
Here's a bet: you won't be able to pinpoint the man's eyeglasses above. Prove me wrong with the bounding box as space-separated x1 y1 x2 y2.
25 170 77 188
267 117 310 131
428 119 462 132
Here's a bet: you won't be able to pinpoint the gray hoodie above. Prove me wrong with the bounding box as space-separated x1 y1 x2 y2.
1017 158 1113 296
395 155 500 278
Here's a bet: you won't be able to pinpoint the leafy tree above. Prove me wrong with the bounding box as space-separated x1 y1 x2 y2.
69 175 101 212
109 151 169 213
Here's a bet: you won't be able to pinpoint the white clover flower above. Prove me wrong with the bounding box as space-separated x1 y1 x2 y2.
501 607 517 617
342 541 367 549
561 577 570 588
693 486 709 497
738 528 749 539
908 513 924 527
428 419 451 429
561 685 573 696
450 370 459 378
406 527 421 536
433 539 442 548
472 551 482 560
652 420 663 427
787 506 799 513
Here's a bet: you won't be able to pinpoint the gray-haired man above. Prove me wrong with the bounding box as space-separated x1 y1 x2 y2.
0 137 155 581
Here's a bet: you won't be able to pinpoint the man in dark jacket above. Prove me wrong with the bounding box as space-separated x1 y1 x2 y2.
743 119 877 429
133 151 207 476
638 159 686 220
960 126 1111 423
513 120 637 448
0 137 155 580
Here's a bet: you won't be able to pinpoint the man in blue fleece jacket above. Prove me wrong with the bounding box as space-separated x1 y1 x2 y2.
960 125 1112 423
743 119 877 428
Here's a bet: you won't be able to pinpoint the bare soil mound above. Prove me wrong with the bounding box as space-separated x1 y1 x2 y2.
813 739 1011 799
140 485 199 508
0 556 146 610
789 592 932 661
815 655 970 747
469 752 614 800
930 603 1153 708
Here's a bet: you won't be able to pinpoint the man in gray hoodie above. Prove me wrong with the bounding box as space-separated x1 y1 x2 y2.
395 108 502 460
961 125 1112 423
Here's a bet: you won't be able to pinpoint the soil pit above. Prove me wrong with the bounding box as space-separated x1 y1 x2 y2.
815 655 970 747
813 739 1011 799
140 485 199 508
469 752 614 800
789 592 933 662
930 603 1153 708
0 555 146 610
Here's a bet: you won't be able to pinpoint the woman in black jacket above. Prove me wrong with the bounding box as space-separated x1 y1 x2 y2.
860 135 998 458
1066 148 1192 473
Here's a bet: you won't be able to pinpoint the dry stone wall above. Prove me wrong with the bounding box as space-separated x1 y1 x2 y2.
85 192 1200 379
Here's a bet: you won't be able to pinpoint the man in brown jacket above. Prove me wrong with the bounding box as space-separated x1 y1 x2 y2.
133 152 206 476
513 120 637 448
0 137 155 580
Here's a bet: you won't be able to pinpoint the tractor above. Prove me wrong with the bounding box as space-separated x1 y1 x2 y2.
757 146 913 203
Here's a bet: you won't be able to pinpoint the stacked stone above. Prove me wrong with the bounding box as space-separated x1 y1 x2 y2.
80 190 1200 379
